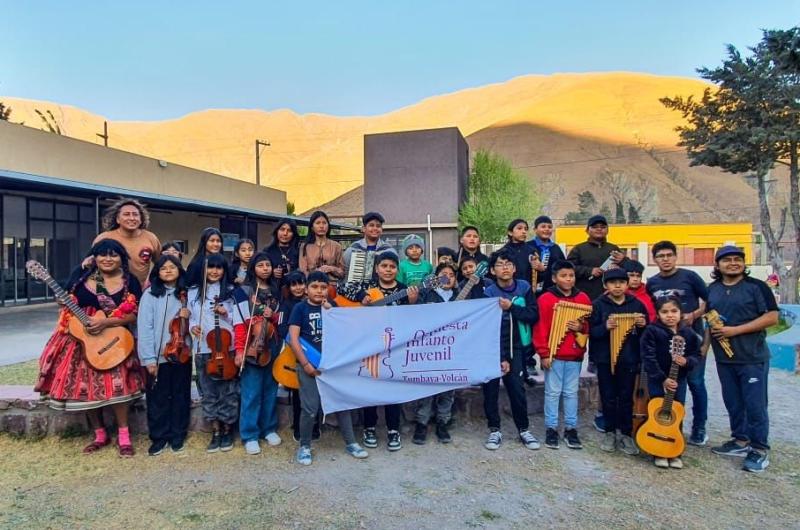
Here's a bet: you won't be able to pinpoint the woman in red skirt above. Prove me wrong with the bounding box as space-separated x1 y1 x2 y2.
35 239 145 456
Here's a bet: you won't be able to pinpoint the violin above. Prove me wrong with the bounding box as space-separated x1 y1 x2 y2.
164 291 191 364
205 296 237 380
246 292 277 367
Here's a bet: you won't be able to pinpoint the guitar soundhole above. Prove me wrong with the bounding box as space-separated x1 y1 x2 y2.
656 410 674 425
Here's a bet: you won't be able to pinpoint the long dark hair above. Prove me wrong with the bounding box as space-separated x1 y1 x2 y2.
194 253 233 301
148 255 186 298
67 239 131 291
245 252 274 289
187 227 224 287
231 238 255 270
506 218 528 242
101 197 150 231
266 218 300 251
710 265 750 281
305 210 331 244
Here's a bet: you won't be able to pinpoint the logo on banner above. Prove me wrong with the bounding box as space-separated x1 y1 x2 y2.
358 327 395 379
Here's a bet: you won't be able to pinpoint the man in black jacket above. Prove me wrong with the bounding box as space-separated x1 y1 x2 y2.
566 215 626 301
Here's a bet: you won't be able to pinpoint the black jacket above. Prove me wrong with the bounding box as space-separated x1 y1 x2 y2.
589 294 647 367
498 241 536 283
640 321 701 386
566 240 622 301
527 239 566 292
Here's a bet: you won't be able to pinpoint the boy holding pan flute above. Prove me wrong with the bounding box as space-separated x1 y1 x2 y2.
589 268 648 455
533 260 592 450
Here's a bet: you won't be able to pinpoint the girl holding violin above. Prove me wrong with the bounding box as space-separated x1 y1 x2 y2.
35 239 144 457
186 227 224 287
137 255 192 456
232 252 283 455
298 211 344 284
188 253 239 453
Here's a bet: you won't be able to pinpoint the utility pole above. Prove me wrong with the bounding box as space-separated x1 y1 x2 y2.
96 121 108 147
255 139 270 185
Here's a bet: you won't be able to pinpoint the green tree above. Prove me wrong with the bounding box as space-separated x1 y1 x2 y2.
662 27 800 303
0 101 10 121
564 190 598 225
286 201 296 215
627 202 642 224
459 149 542 243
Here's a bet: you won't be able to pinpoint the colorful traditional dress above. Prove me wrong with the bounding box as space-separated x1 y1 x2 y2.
35 274 145 411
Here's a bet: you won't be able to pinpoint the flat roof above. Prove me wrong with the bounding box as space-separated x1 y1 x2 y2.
0 168 358 231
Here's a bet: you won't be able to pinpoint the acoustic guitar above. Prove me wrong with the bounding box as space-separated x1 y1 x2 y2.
26 260 134 371
272 337 323 390
635 335 686 459
333 273 441 307
454 262 489 302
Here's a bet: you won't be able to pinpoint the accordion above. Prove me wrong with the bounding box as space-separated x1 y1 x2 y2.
346 250 376 284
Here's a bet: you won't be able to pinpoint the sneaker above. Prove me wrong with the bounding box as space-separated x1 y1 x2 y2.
206 432 222 453
435 422 452 444
484 430 503 450
148 440 168 456
545 428 559 449
346 443 369 459
519 430 541 450
363 428 378 448
387 430 402 451
524 373 537 387
170 440 185 453
564 429 583 450
711 439 751 457
618 434 640 455
742 450 769 473
668 457 684 469
688 428 709 447
654 457 669 468
600 431 616 452
264 432 282 447
296 445 312 466
244 440 261 455
592 413 605 433
220 430 234 452
413 423 428 445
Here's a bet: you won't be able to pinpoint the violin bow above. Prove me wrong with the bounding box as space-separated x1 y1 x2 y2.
152 296 170 386
195 257 208 354
239 284 262 375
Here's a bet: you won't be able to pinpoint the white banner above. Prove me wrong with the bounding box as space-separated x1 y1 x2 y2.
317 298 502 414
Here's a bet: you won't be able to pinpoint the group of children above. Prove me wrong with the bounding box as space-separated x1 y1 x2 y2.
117 210 753 473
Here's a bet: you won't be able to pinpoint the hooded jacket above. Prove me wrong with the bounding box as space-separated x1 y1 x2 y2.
498 240 536 283
640 321 701 386
527 238 567 293
484 279 539 364
627 283 656 323
589 293 647 366
533 286 591 362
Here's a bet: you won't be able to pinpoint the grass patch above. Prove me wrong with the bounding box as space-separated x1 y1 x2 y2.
0 359 38 385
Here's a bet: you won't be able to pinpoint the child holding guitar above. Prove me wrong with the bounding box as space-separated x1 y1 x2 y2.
188 253 239 454
639 295 701 469
289 271 368 465
232 252 282 455
137 255 192 456
359 252 419 451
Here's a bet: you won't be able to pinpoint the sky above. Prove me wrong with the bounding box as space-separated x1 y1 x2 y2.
2 1 798 121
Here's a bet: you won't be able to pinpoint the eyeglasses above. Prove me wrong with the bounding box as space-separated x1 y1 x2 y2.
654 253 675 260
494 262 514 269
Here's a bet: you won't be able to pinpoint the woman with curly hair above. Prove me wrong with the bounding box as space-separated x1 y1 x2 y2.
91 197 161 285
36 239 146 457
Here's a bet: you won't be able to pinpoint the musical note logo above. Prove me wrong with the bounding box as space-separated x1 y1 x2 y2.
358 327 395 379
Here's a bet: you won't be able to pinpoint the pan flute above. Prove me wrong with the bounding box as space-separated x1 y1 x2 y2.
610 313 641 373
703 310 734 358
547 301 593 362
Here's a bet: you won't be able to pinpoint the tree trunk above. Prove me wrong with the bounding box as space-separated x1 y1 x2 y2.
756 172 793 303
785 141 800 304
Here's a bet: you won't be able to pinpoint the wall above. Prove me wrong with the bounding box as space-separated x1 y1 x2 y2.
0 120 286 214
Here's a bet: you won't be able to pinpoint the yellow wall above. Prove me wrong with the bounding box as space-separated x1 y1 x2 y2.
0 121 286 214
555 223 754 264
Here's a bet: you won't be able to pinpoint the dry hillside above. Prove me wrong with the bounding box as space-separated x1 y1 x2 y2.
1 72 787 222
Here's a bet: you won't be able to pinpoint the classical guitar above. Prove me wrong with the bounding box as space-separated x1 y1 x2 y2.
335 273 442 308
631 362 650 435
272 342 299 389
26 260 134 371
636 335 686 459
454 262 489 302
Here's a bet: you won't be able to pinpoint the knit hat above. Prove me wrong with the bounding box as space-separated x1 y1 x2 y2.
401 234 425 255
533 215 553 227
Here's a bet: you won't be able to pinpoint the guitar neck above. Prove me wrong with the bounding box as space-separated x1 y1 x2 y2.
374 288 408 307
455 276 479 302
662 361 681 412
44 274 90 325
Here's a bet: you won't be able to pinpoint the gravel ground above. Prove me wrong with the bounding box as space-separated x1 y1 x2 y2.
2 357 798 530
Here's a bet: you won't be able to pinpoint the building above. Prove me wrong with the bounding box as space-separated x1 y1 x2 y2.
0 120 354 306
364 127 468 256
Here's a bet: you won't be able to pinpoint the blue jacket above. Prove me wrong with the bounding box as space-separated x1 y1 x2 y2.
484 279 539 364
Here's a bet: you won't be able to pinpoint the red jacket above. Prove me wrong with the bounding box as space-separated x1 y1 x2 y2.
233 313 280 355
627 284 656 323
534 287 592 362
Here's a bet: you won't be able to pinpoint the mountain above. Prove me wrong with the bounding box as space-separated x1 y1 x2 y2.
1 72 784 222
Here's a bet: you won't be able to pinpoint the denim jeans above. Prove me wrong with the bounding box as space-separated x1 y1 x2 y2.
717 362 770 450
239 362 279 442
544 359 582 429
686 353 709 431
414 390 455 424
297 366 357 447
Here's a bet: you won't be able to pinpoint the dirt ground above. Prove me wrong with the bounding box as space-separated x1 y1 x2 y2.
2 358 798 530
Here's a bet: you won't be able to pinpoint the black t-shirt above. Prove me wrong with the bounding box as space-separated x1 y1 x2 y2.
373 281 410 306
288 300 329 349
706 277 778 364
647 268 709 332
